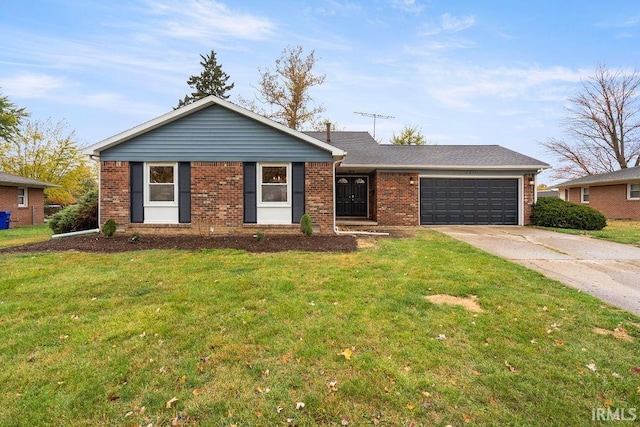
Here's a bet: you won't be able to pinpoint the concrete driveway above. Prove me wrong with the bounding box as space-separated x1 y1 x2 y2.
434 226 640 315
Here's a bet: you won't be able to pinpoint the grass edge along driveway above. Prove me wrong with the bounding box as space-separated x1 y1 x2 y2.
1 231 639 426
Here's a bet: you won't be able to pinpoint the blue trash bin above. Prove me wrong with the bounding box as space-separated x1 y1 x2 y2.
0 211 11 230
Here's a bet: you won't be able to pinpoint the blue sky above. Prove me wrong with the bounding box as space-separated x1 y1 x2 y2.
2 0 640 184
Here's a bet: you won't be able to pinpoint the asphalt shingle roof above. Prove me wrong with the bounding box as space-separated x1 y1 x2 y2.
304 131 549 169
557 165 640 187
0 172 56 188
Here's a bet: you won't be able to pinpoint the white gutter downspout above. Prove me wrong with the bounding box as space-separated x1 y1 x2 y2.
331 157 389 237
89 154 102 230
52 228 100 239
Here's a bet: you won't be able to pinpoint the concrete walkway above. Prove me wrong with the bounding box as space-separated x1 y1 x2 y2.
433 226 640 315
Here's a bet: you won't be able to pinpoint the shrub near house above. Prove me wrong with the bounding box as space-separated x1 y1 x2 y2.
49 190 98 234
532 197 607 230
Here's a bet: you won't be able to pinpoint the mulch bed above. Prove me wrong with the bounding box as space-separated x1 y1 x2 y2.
0 233 359 254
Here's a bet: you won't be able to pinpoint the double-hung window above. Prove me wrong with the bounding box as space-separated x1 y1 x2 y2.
17 188 28 207
259 164 290 205
146 163 177 205
629 183 640 200
581 187 589 203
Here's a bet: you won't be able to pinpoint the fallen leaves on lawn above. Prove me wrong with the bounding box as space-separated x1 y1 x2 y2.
327 380 338 392
166 396 178 408
594 326 634 342
338 348 353 360
504 361 517 372
586 363 597 372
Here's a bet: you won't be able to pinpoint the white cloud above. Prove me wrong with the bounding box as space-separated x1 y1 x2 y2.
0 73 71 98
390 0 424 13
78 92 164 117
140 0 276 42
420 13 476 36
410 63 587 109
440 13 475 32
309 1 363 17
597 16 640 29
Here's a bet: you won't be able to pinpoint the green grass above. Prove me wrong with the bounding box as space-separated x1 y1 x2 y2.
0 224 51 248
1 231 639 426
540 220 640 247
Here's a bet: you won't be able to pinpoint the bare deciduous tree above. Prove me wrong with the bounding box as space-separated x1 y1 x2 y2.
541 65 640 179
241 45 325 130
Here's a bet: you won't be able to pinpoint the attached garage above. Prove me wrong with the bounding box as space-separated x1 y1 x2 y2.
420 178 519 225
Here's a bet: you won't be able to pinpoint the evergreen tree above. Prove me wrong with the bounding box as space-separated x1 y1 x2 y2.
177 50 234 108
0 89 28 143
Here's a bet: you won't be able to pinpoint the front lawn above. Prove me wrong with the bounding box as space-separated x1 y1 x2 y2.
1 231 638 426
542 220 640 247
0 224 51 248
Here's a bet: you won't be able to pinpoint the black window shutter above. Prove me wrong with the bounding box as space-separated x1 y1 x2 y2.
130 162 144 223
178 162 191 223
243 162 257 223
292 162 305 223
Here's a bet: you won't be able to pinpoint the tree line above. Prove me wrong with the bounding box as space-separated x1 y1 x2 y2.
2 49 640 206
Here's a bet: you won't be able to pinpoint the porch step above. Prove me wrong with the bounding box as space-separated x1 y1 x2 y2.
336 219 378 226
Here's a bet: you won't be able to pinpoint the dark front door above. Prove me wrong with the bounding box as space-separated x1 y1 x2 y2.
336 176 368 217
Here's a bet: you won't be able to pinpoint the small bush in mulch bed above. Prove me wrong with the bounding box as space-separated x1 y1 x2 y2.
300 213 313 236
532 197 607 230
102 219 117 237
0 233 359 254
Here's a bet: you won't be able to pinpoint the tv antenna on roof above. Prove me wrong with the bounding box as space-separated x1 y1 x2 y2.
353 111 394 139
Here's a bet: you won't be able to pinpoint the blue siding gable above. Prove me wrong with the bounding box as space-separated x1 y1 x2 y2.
101 105 333 162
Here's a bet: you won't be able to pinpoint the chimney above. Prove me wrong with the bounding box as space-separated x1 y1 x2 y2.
326 122 331 143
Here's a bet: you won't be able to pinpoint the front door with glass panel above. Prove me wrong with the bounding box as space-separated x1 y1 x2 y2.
336 176 368 217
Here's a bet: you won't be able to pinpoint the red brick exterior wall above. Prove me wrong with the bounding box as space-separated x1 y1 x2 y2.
566 184 640 220
369 172 377 221
0 186 45 227
191 162 244 233
305 162 334 233
371 173 535 226
99 160 336 234
523 173 536 225
375 171 419 226
100 161 130 226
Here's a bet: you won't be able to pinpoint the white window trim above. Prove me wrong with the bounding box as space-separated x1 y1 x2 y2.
144 162 178 207
18 187 28 207
581 187 589 204
628 183 640 200
257 162 291 208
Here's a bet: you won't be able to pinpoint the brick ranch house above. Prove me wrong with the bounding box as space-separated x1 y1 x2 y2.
84 96 549 234
557 166 640 220
0 171 56 227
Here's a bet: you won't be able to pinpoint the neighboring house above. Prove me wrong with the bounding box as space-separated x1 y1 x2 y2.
0 172 56 227
537 189 559 198
84 96 549 234
557 166 640 220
